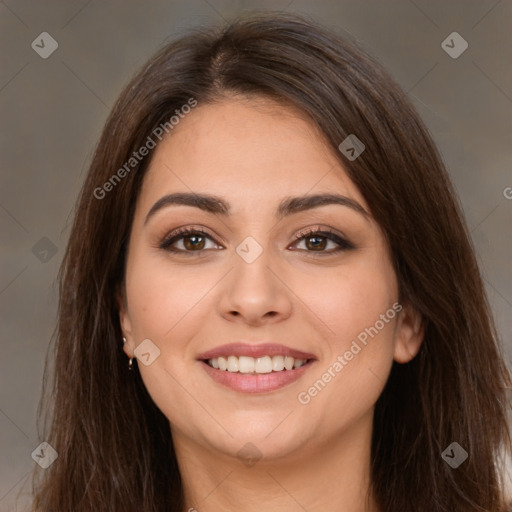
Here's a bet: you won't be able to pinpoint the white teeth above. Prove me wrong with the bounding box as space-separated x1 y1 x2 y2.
284 356 295 370
238 356 255 373
227 356 239 372
207 355 308 373
272 355 285 371
255 356 273 373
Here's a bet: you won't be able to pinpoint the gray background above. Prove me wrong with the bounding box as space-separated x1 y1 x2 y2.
1 0 511 509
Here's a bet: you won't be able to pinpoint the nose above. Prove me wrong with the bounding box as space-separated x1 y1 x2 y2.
216 246 293 327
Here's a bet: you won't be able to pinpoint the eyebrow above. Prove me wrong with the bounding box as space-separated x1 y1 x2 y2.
144 192 369 225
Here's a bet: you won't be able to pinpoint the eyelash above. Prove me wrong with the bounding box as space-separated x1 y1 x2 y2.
158 226 354 256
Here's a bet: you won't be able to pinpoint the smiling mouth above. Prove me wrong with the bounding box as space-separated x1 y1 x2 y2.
203 355 313 373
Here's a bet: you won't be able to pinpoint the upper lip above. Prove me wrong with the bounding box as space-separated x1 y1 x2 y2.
197 342 317 361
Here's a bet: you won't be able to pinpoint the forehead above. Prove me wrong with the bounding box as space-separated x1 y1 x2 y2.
138 97 368 215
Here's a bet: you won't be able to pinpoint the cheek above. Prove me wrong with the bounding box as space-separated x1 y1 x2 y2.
123 253 218 425
293 253 398 353
294 253 398 416
125 253 215 342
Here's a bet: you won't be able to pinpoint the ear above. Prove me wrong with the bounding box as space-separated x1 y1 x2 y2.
117 285 133 358
393 301 424 364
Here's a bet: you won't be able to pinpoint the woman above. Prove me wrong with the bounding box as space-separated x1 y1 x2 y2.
30 11 511 512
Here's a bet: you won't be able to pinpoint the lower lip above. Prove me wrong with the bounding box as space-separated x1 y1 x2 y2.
199 360 315 393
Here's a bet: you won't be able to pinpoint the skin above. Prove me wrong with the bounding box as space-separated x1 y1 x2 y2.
119 95 424 512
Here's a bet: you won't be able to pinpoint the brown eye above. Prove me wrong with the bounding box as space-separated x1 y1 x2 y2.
159 228 222 254
292 229 354 253
304 235 328 251
182 234 206 250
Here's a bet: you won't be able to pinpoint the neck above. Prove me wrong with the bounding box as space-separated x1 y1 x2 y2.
172 411 379 512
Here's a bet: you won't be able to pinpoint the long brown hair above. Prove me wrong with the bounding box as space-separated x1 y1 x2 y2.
30 11 511 511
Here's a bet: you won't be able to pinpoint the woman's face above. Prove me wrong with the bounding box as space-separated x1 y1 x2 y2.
120 96 422 463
